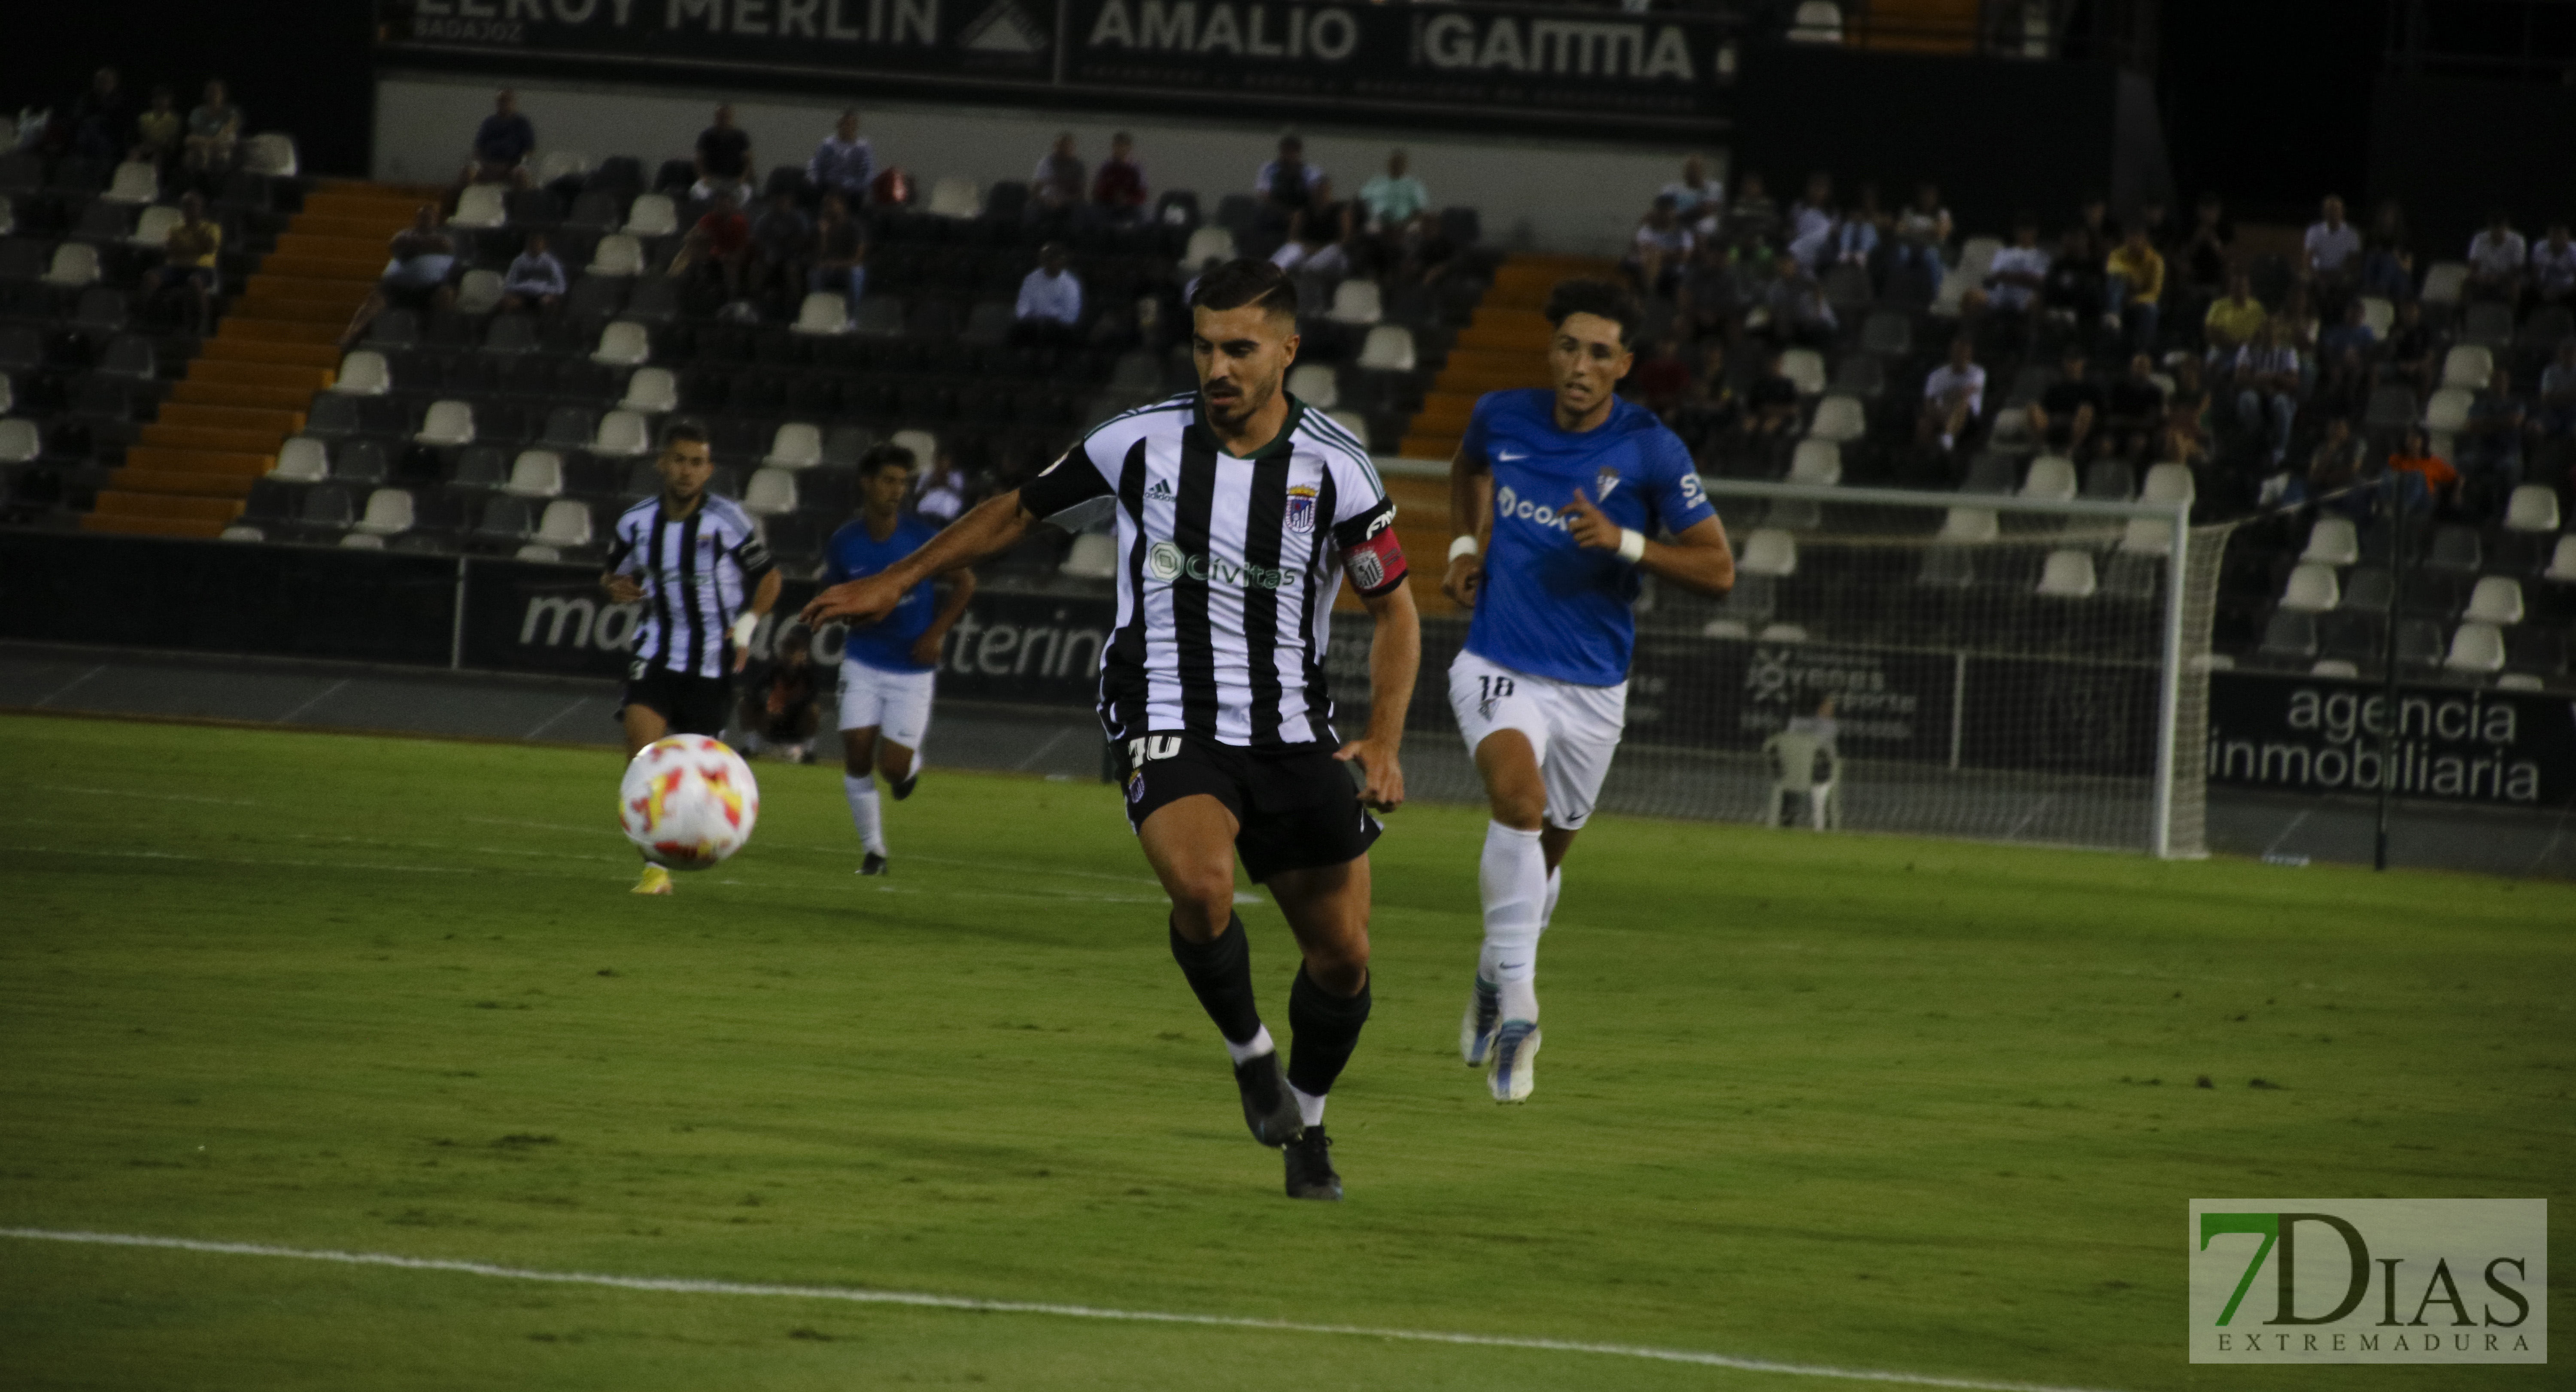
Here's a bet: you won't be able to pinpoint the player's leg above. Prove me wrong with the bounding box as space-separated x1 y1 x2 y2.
873 669 934 802
1261 853 1372 1201
1488 678 1628 1101
618 678 676 894
836 659 890 873
1450 652 1551 1071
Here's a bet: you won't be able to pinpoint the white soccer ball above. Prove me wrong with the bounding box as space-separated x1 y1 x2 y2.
618 735 760 870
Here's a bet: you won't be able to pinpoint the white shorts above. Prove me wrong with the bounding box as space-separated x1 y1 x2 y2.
1447 649 1628 832
837 659 936 751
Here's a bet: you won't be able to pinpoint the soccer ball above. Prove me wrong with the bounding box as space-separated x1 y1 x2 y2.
619 735 760 870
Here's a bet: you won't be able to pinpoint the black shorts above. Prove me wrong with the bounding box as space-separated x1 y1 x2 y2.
1117 732 1380 883
620 661 732 739
384 280 443 312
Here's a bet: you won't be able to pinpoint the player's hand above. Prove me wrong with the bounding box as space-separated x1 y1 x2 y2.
603 574 644 604
802 576 899 628
733 644 752 674
909 633 945 668
1563 488 1622 551
1334 737 1404 813
1441 551 1483 609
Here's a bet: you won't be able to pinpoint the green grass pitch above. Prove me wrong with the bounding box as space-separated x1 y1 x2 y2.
0 712 2567 1391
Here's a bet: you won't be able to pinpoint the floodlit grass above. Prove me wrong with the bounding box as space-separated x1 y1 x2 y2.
0 713 2567 1391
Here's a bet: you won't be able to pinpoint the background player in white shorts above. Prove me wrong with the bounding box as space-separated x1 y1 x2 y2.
1440 279 1736 1101
821 444 975 875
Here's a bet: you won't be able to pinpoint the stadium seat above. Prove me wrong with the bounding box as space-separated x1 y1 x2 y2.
2358 296 2394 336
1829 355 1885 400
854 297 906 337
2301 516 2360 567
337 440 391 485
449 445 508 489
2035 549 2098 598
2439 345 2492 391
889 428 938 468
515 543 562 563
1056 531 1118 579
1778 348 1827 395
474 496 534 542
623 194 677 238
592 410 651 458
790 291 851 336
1355 325 1416 373
926 177 982 218
454 269 505 315
1859 311 1911 358
1786 0 1845 42
127 203 182 249
2503 485 2560 534
270 437 330 482
1763 730 1840 829
822 425 876 467
2546 536 2576 583
502 450 565 499
742 467 798 517
1183 226 1236 266
243 133 298 176
619 367 678 414
535 498 594 549
2257 609 2319 663
340 532 385 550
535 149 592 186
1804 394 1865 443
1915 546 1975 588
1936 507 1999 543
2460 301 2513 349
2020 455 2078 502
220 524 264 543
2443 621 2506 675
331 351 391 396
2278 562 2340 613
763 422 823 470
2462 576 2524 626
100 161 158 205
1959 452 2016 495
2427 524 2482 574
72 287 128 335
591 321 650 367
2339 567 2393 613
2141 463 2195 506
2311 658 2360 679
41 243 100 288
2117 516 2172 555
0 418 40 464
1736 528 1798 576
2424 385 2473 436
1786 439 1841 487
588 234 646 277
1328 409 1373 450
1326 280 1382 326
1286 364 1340 409
451 185 508 230
415 400 474 446
352 487 416 536
2081 460 2135 501
2419 261 2468 305
98 334 154 379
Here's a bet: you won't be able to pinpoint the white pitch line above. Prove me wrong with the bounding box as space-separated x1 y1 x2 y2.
35 783 262 807
0 1228 2125 1392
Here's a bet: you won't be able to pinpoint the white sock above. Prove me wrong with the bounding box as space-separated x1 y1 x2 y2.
1289 1083 1327 1128
1479 821 1546 1022
1221 1023 1276 1067
843 774 885 855
1541 865 1562 928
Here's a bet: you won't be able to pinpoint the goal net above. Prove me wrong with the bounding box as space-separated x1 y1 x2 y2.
1352 473 2230 858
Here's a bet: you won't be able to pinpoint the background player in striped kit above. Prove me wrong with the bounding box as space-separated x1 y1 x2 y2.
602 423 782 895
804 261 1419 1201
821 442 976 876
1440 279 1737 1100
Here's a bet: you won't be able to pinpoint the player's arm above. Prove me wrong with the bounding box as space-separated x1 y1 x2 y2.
1563 460 1736 597
912 564 978 669
1442 403 1495 608
729 535 784 673
803 492 1033 626
601 530 644 604
1330 490 1416 811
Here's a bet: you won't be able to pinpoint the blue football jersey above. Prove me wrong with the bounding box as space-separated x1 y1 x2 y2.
822 514 943 673
1459 390 1714 686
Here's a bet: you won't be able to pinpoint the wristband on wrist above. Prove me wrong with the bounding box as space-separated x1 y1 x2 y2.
1447 534 1480 562
730 613 759 650
1616 528 1647 564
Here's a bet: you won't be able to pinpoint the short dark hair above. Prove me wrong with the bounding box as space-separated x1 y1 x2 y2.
1188 258 1299 319
860 442 917 475
662 422 708 450
1543 278 1641 348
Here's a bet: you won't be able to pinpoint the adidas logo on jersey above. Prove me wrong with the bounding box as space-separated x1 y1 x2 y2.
1146 479 1176 500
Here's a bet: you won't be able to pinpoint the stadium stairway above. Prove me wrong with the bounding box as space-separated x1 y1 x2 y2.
83 182 437 538
1854 0 1984 53
1397 252 1616 464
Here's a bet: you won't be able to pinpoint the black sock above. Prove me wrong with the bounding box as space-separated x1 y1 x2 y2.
1168 913 1262 1049
1285 965 1372 1099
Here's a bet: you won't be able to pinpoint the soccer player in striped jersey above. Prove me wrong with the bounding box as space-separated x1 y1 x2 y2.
603 423 782 895
806 260 1419 1201
1441 279 1736 1101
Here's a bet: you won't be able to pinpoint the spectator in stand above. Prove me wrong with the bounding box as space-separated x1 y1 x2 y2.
2103 353 2167 463
1091 132 1148 224
2179 193 2234 295
915 450 969 525
692 104 756 206
807 111 875 206
337 207 456 349
1743 345 1804 448
1826 195 1879 282
748 189 815 316
1971 215 2049 329
2040 227 2103 328
1391 210 1458 287
2360 200 2415 302
2299 194 2362 310
2272 283 2320 358
131 85 182 174
2027 347 2105 458
499 230 566 314
2379 297 2439 398
2315 299 2378 415
1030 131 1086 216
2233 320 2304 466
1762 252 1837 349
70 67 128 164
1357 149 1430 233
462 90 535 190
1724 170 1780 244
2105 226 2165 352
2466 212 2527 303
1627 195 1694 296
869 165 914 208
149 192 222 334
1254 133 1328 243
1270 221 1348 281
2387 426 2459 513
1677 240 1741 351
1013 242 1084 349
669 188 751 299
2535 339 2576 440
1916 337 1987 456
2075 194 2121 257
2320 296 2379 361
2459 367 2527 494
1671 343 1739 457
1628 337 1692 421
2203 271 2268 356
2161 358 2212 469
1785 171 1835 270
1889 182 1950 298
183 79 243 180
808 192 868 316
2529 221 2576 307
1663 153 1723 226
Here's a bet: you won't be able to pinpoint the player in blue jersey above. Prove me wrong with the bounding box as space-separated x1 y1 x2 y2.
1440 278 1737 1101
822 443 977 875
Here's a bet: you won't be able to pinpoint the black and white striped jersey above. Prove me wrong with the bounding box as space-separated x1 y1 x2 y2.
1019 392 1409 751
605 494 776 680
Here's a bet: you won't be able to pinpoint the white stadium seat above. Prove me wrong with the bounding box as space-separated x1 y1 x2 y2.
451 184 508 229
100 161 160 205
1736 528 1798 577
591 321 650 367
1286 364 1340 410
2035 549 2097 598
453 268 505 315
742 467 799 517
352 487 415 536
270 437 330 482
790 292 851 337
502 450 565 499
535 500 595 549
592 411 652 458
415 400 474 446
763 423 823 470
619 367 678 415
623 194 678 238
1356 325 1416 373
926 177 982 218
588 234 646 277
2278 562 2339 613
128 204 183 249
1786 439 1841 487
331 351 391 396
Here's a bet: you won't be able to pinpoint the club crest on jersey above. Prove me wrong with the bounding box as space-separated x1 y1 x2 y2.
1595 465 1623 500
1285 484 1319 534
